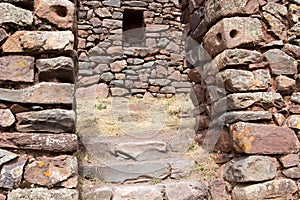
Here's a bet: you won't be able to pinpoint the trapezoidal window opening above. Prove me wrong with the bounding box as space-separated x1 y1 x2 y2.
122 9 145 47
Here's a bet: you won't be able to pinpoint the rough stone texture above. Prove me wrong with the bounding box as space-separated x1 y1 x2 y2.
0 156 27 189
203 17 264 57
232 179 297 200
0 132 78 152
113 185 163 200
34 0 75 29
115 141 167 161
209 179 229 200
204 0 259 25
221 69 270 92
231 122 300 154
291 92 300 104
0 56 34 82
0 82 74 105
169 159 195 179
75 84 109 100
286 115 300 130
2 31 74 53
80 161 169 183
110 60 127 72
264 49 298 75
224 92 285 111
83 187 113 200
0 3 33 26
0 28 8 44
24 155 77 188
282 166 300 179
0 194 5 200
16 109 75 133
0 109 15 128
164 181 208 200
213 111 272 125
36 57 75 83
211 49 264 71
279 154 299 168
223 156 277 182
275 75 296 95
0 149 17 167
7 188 79 200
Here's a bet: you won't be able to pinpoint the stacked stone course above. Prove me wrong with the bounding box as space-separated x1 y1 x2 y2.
0 0 79 199
184 0 300 199
77 0 192 98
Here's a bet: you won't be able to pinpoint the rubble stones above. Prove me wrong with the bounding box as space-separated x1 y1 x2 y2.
7 188 79 200
286 115 300 130
264 49 298 75
0 109 15 128
223 156 277 182
34 0 75 29
0 56 34 82
0 149 17 167
113 185 163 200
2 31 74 53
0 156 27 189
0 82 74 105
24 155 78 188
0 3 33 26
231 122 300 154
16 109 75 133
232 179 297 200
279 154 299 168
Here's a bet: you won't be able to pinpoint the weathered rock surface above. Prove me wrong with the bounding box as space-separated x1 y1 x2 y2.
164 181 208 200
36 57 75 83
264 49 298 75
110 60 127 72
286 115 300 130
115 141 167 161
16 109 75 133
212 49 264 70
75 84 109 99
113 185 163 200
203 17 264 57
0 3 33 26
223 156 277 182
204 0 259 25
111 87 130 96
279 154 299 168
291 92 300 104
219 92 285 111
24 155 77 188
275 75 296 95
209 179 230 200
0 82 74 105
83 186 113 200
231 122 299 154
213 111 272 125
232 179 297 200
34 0 75 29
169 159 195 179
221 69 270 92
0 149 17 167
0 132 77 152
80 161 169 183
2 31 74 53
0 56 34 82
7 188 79 200
282 166 300 178
0 156 27 189
0 109 15 128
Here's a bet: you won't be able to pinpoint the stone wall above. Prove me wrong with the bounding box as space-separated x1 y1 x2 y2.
0 0 79 199
76 0 191 98
184 0 300 199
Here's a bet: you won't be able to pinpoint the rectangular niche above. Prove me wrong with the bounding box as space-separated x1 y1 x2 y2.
122 9 145 47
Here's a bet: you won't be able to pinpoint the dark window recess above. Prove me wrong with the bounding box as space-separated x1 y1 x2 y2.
123 9 145 46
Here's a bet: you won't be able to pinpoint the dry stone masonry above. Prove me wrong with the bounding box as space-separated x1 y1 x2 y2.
0 0 79 199
77 0 191 98
184 0 300 199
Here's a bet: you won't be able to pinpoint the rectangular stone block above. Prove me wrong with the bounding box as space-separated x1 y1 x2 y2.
231 122 300 154
0 82 74 105
2 31 74 53
0 3 33 26
0 132 78 152
16 109 75 133
0 55 34 82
